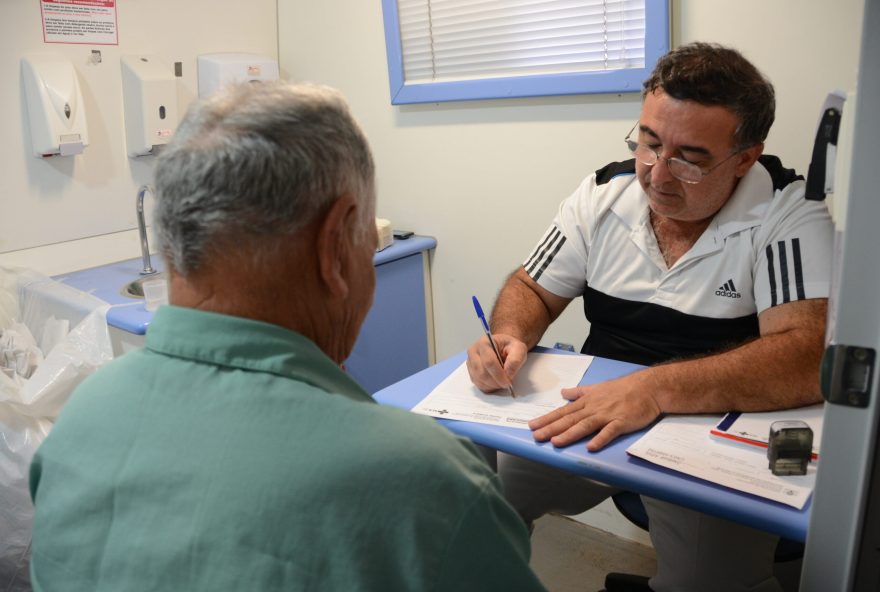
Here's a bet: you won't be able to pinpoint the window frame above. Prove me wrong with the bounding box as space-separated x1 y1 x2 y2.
381 0 671 105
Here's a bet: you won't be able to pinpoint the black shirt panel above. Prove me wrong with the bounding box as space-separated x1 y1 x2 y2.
581 285 760 366
595 159 636 185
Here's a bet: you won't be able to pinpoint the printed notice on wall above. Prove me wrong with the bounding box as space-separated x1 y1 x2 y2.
41 0 118 45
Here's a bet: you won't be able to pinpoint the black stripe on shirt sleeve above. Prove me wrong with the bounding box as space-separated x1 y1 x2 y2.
792 238 806 300
525 226 559 271
532 235 567 282
766 244 778 307
526 228 563 277
778 240 791 303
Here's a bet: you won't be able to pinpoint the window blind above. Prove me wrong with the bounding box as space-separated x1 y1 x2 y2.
397 0 646 85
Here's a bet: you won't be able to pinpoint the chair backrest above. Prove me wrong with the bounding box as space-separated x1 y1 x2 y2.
612 491 649 530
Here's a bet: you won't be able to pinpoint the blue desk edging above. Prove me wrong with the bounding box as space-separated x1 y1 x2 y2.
373 349 810 542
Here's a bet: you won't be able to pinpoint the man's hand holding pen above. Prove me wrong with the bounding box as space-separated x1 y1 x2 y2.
469 295 523 397
465 332 528 396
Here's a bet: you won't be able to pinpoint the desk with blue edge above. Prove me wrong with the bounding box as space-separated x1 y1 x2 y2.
373 349 810 543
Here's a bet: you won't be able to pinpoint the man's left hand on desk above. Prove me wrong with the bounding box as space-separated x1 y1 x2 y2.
529 370 662 451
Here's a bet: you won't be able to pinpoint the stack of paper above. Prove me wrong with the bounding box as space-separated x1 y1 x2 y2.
627 414 817 509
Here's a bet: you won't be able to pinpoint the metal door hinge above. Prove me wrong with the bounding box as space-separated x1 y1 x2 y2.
821 344 876 407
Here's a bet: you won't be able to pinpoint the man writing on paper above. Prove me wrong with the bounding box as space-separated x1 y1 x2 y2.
467 42 832 592
30 81 546 591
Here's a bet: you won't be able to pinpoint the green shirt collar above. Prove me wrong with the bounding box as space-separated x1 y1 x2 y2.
145 305 373 404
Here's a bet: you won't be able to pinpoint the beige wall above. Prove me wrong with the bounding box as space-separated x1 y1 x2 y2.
4 1 862 346
278 0 864 363
0 0 277 274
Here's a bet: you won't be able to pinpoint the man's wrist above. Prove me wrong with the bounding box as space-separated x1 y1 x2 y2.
638 365 670 414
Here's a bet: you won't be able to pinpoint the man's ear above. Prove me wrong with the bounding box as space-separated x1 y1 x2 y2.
734 142 764 178
316 193 357 299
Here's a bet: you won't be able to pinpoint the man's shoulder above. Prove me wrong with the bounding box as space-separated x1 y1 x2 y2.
355 403 485 459
594 159 637 186
757 155 804 192
343 402 496 482
715 154 809 235
752 155 830 227
55 349 152 414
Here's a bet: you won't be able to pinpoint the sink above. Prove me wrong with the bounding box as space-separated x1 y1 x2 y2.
121 272 167 299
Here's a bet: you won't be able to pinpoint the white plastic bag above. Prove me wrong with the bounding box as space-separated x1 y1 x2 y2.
0 267 113 591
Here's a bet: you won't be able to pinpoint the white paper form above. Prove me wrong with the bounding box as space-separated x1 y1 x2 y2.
627 415 816 509
411 353 593 429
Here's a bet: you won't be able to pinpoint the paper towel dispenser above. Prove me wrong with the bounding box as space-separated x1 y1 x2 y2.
21 54 89 158
197 53 279 99
121 55 179 157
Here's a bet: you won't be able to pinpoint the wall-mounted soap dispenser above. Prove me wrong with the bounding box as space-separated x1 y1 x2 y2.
121 55 179 157
197 53 279 99
21 54 89 158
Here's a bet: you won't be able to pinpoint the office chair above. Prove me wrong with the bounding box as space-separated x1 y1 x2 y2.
603 491 804 592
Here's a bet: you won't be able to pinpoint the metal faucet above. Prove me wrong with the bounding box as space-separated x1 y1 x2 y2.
136 184 157 275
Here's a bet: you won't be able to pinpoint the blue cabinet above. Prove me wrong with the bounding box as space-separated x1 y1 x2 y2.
345 239 436 393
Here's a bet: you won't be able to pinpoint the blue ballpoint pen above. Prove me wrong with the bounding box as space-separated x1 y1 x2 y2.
471 295 516 398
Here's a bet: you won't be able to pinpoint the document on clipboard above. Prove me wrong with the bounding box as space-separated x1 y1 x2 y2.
709 404 824 459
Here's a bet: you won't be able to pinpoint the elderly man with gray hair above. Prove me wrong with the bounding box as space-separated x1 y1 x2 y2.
28 81 545 592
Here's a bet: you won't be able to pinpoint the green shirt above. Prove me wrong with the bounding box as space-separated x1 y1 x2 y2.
30 306 545 592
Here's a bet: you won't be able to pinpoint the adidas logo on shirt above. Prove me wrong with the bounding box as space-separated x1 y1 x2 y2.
715 279 742 299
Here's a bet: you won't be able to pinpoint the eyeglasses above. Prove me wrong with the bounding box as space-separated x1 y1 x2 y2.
624 122 740 185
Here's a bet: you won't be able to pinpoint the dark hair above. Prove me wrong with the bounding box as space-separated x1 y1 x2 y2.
642 42 775 150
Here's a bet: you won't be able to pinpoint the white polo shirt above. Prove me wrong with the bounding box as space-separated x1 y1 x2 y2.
523 156 833 365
